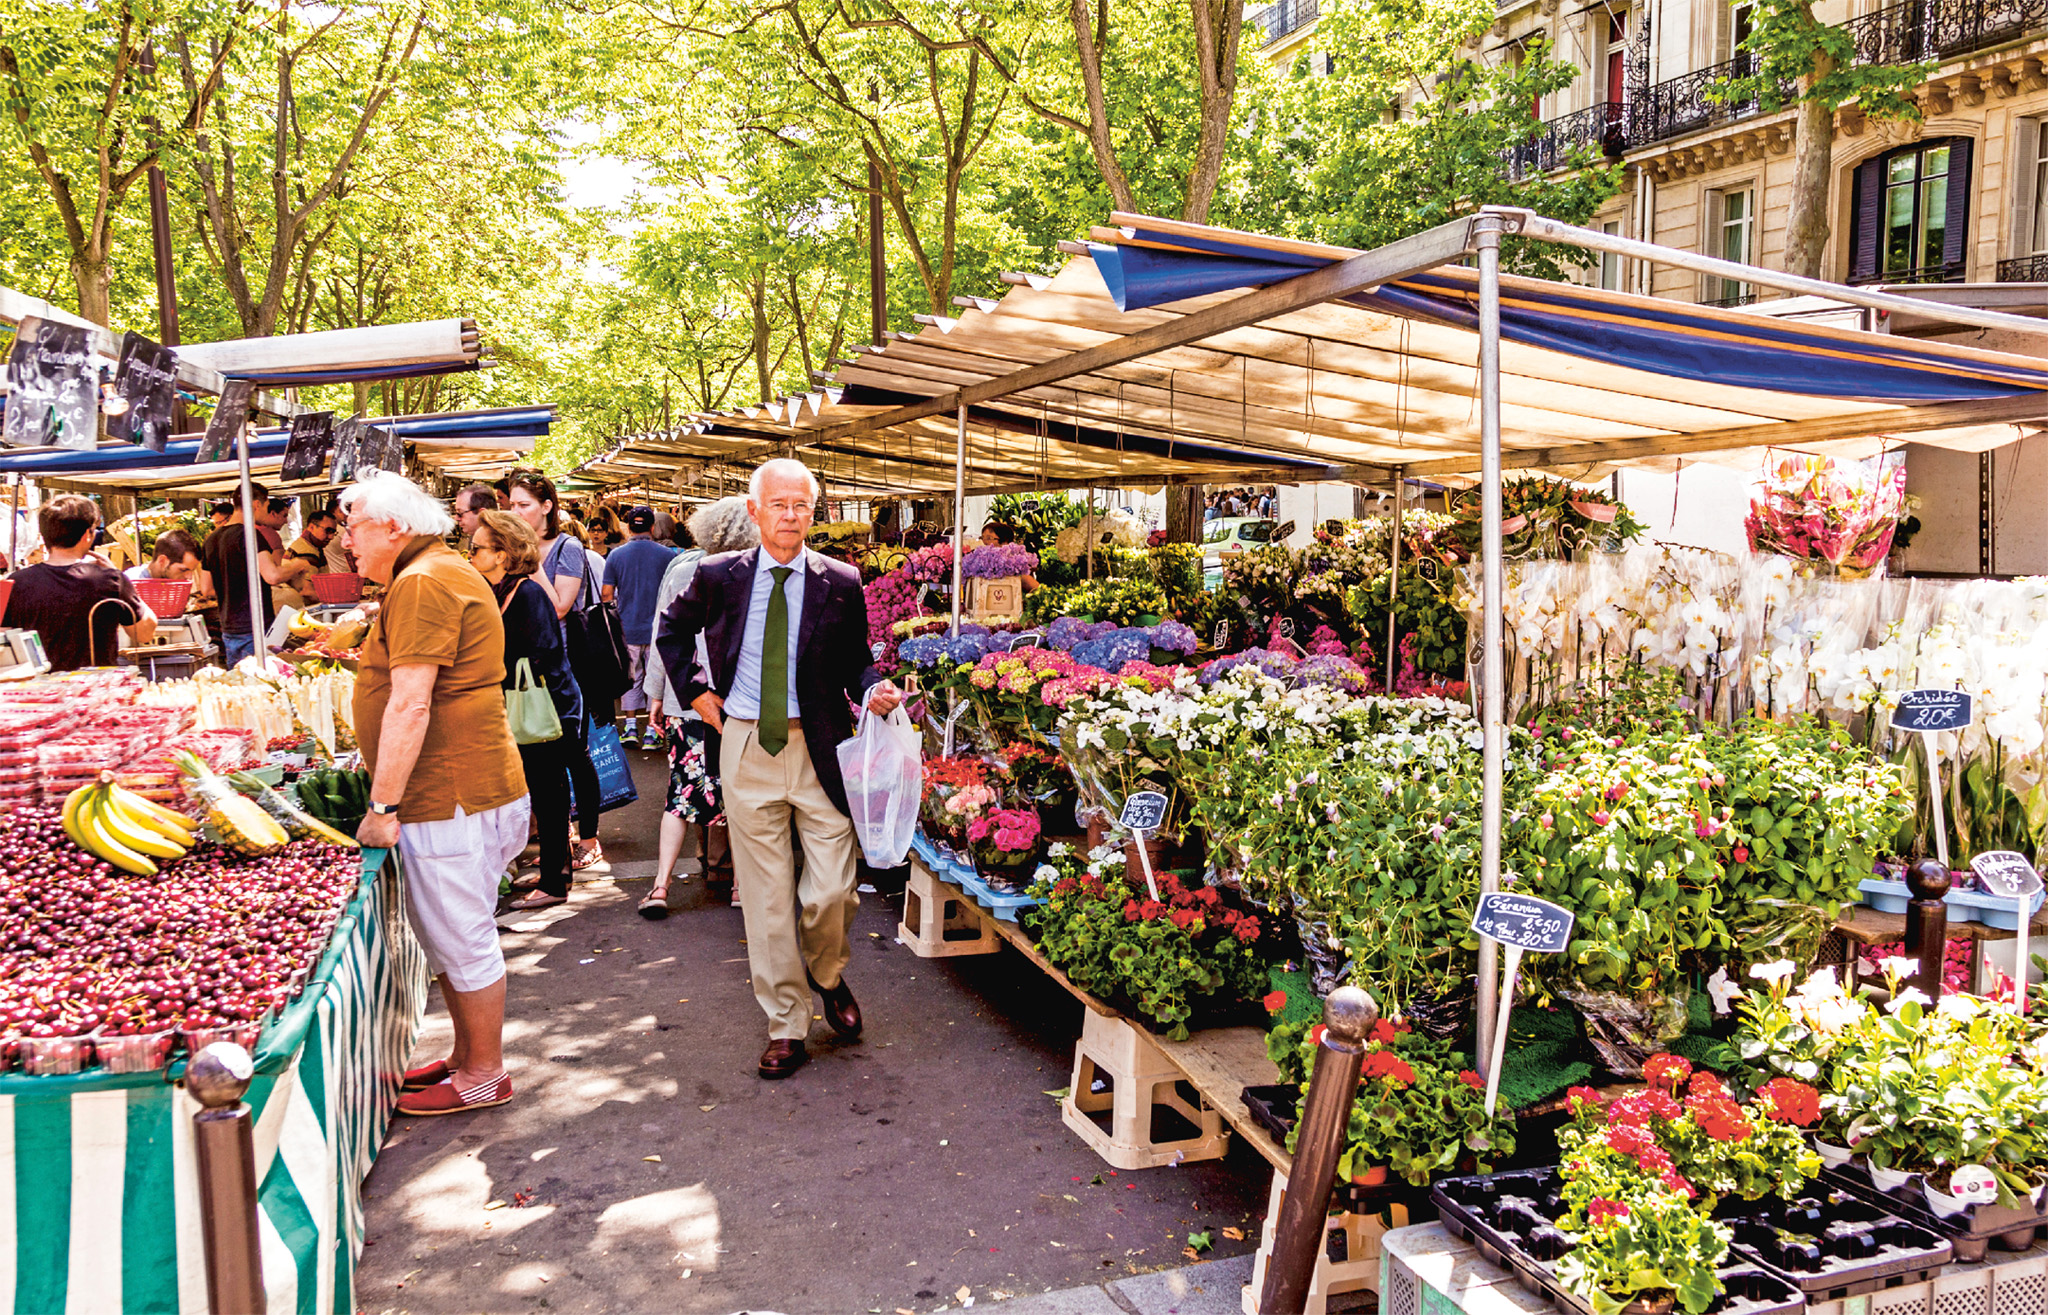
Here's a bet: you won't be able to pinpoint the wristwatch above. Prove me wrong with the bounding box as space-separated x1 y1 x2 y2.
367 800 400 816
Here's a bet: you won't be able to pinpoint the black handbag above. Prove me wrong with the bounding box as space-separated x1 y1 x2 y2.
550 539 632 703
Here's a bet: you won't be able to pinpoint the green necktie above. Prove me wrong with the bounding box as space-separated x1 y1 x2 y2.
759 566 794 756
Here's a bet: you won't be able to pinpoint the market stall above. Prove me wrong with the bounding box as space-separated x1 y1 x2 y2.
0 665 413 1315
572 210 2048 1315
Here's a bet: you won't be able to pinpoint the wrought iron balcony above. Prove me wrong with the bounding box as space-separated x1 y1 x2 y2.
1701 290 1759 307
1504 103 1629 180
1628 52 1790 148
1253 0 1319 46
1998 254 2048 281
1847 259 1967 285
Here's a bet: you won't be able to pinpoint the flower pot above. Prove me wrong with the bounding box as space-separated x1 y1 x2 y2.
1814 1139 1856 1169
1351 1164 1389 1188
1085 812 1108 853
1923 1180 1971 1219
1619 1296 1676 1315
1868 1162 1916 1192
1123 835 1168 877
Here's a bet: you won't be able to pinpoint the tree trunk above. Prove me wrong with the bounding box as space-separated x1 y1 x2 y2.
1164 485 1204 543
71 246 113 327
1782 52 1837 280
1184 0 1243 223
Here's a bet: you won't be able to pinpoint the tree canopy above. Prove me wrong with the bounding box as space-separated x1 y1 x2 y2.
0 0 1623 470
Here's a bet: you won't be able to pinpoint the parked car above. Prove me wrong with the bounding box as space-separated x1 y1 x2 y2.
1201 516 1278 590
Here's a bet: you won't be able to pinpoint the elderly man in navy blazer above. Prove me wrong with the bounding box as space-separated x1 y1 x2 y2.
654 458 903 1078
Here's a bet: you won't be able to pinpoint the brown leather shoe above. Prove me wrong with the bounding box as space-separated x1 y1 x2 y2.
808 973 863 1039
757 1038 808 1079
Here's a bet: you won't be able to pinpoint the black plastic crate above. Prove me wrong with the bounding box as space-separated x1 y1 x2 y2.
1822 1163 2048 1263
1719 1188 1951 1301
1431 1168 1806 1315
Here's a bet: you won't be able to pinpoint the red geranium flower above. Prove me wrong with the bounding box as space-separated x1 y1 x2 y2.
1693 1096 1753 1143
1686 1070 1727 1099
1369 1019 1401 1045
1566 1085 1606 1114
1263 990 1289 1015
1362 1051 1417 1086
1309 1024 1327 1048
1458 1070 1484 1090
1234 918 1261 943
1586 1198 1630 1226
1758 1077 1821 1127
1642 1053 1692 1092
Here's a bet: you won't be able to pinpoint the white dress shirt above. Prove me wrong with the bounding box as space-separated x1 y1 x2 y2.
722 545 808 721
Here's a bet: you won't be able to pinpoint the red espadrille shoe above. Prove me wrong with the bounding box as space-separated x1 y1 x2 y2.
397 1073 513 1116
401 1060 451 1092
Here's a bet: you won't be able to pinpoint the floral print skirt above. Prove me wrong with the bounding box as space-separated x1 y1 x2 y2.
663 719 723 824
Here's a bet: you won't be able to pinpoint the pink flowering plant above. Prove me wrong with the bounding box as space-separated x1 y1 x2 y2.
1744 453 1909 572
967 806 1043 869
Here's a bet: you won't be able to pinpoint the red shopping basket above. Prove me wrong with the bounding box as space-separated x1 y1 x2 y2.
131 577 192 617
308 573 363 606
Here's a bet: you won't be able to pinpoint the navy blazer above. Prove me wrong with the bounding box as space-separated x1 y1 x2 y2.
653 547 883 816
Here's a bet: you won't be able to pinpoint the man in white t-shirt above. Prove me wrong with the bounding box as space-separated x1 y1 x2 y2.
124 529 203 584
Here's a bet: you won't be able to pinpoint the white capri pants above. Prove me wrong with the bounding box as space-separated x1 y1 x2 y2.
397 796 533 993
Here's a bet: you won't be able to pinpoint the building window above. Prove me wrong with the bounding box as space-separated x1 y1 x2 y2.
1706 188 1754 305
2004 120 2048 281
1850 137 1972 284
1598 220 1624 290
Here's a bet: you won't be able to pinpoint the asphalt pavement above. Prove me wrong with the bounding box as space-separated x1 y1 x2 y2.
357 741 1274 1314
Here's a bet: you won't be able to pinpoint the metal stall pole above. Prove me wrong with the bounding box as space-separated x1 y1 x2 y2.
188 1043 266 1314
1258 986 1379 1315
1473 213 1507 1075
237 421 268 670
1386 466 1404 692
951 404 967 637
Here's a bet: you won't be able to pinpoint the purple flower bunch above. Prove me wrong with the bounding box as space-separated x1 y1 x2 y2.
1149 620 1198 656
1045 617 1117 651
905 544 957 584
1295 654 1373 694
899 631 991 668
1197 647 1297 685
1072 629 1151 671
961 543 1039 580
865 570 928 659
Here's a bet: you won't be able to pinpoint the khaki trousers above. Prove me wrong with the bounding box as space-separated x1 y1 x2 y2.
720 718 860 1040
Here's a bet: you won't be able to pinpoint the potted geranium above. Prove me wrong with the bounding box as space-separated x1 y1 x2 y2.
1553 1178 1730 1315
966 807 1043 891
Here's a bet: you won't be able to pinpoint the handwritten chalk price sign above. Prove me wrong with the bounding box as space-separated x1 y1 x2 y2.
1890 690 1975 869
1971 850 2042 1018
1119 790 1169 902
1470 892 1576 1115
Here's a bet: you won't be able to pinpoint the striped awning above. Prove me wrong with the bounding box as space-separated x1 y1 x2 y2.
574 210 2048 495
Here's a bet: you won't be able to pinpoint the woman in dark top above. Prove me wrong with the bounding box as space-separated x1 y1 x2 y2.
470 510 586 911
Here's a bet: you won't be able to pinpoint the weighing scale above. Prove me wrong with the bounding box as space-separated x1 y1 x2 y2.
119 613 216 681
0 628 51 680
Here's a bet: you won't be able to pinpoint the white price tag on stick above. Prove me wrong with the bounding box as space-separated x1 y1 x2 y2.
1972 850 2041 1018
1470 893 1576 1117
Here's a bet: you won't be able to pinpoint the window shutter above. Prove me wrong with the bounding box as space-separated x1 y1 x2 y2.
1850 156 1885 283
2012 119 2041 260
1942 136 1973 279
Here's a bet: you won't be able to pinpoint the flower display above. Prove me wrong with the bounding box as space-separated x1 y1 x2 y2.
961 543 1039 579
1745 453 1909 572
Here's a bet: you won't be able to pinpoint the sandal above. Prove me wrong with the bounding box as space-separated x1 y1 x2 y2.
637 880 672 920
571 841 606 872
506 889 567 912
509 870 543 891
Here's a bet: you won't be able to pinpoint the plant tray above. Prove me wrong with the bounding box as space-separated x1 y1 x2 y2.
1821 1163 2048 1262
1718 1186 1951 1301
1432 1169 1804 1315
1856 877 2045 928
910 830 1036 922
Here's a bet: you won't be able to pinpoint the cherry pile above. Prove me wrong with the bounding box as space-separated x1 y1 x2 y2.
0 807 359 1068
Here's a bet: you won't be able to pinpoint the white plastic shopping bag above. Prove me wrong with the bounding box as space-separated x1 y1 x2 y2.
837 704 923 868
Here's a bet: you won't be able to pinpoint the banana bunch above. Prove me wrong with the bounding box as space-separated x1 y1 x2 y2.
62 773 202 877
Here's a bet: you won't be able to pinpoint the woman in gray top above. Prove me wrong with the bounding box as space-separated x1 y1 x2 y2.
638 496 758 917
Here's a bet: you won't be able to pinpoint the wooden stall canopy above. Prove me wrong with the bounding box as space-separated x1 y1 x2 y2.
573 208 2048 496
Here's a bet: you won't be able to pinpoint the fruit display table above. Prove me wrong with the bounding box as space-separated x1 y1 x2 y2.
0 848 426 1315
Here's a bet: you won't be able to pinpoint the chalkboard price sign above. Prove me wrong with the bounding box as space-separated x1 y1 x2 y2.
110 331 178 452
194 379 255 464
1276 617 1296 641
1890 689 1974 733
1213 620 1230 650
1470 893 1575 954
1971 851 2043 899
3 316 96 450
280 410 335 482
1119 790 1168 835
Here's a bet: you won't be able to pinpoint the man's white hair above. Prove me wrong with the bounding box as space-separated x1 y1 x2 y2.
340 470 455 538
749 457 820 503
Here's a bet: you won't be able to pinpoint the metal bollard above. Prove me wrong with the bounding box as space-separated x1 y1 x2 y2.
1260 985 1378 1315
1906 858 1951 1004
190 1042 266 1315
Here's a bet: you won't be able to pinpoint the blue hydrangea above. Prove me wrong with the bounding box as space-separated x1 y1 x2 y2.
1295 654 1371 694
942 634 989 664
1044 617 1103 651
898 635 949 667
1198 647 1298 685
1072 629 1150 671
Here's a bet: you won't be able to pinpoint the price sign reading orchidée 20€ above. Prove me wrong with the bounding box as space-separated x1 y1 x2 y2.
1890 689 1974 870
1471 892 1576 1116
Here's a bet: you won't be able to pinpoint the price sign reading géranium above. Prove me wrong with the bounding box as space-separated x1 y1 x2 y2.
1472 892 1577 1116
1971 851 2042 1020
1470 893 1576 954
1120 790 1169 902
1891 689 1974 733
